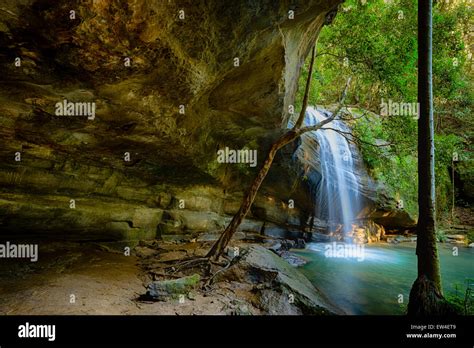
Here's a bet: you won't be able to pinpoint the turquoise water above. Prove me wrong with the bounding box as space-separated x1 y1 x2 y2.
294 242 474 315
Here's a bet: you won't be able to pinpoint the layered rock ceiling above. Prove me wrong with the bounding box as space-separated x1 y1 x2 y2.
0 0 411 241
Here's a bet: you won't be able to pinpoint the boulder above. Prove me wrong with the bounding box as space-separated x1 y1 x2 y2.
295 238 307 249
445 234 466 242
215 245 342 315
278 251 309 267
146 274 201 301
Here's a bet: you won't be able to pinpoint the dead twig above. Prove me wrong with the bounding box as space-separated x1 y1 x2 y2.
320 126 393 148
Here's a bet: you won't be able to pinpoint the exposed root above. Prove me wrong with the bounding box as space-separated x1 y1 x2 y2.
204 248 249 290
203 259 232 290
408 275 457 316
163 256 229 280
147 248 248 298
169 257 210 272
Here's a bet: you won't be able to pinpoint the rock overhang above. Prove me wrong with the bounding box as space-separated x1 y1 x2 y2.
0 0 343 239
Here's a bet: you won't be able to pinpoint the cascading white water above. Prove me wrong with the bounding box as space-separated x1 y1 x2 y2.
294 106 362 236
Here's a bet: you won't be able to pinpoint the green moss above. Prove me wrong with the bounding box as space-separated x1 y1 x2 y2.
147 274 201 300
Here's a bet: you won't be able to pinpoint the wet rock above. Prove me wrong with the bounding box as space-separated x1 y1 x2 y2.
386 235 417 243
348 227 367 244
358 220 386 243
215 245 342 315
268 241 282 253
267 239 306 266
269 238 307 252
282 240 296 250
295 238 306 249
278 251 308 267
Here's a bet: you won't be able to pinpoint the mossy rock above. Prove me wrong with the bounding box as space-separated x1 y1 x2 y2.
146 274 201 301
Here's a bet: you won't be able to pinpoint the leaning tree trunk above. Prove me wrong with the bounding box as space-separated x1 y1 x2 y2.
407 0 454 316
206 129 301 260
206 45 350 260
206 46 316 260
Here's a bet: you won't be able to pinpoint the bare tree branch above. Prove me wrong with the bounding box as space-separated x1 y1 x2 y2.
321 126 393 148
294 45 317 129
339 108 371 121
294 77 352 137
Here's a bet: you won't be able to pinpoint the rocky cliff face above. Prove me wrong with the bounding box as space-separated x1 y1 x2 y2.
0 0 344 241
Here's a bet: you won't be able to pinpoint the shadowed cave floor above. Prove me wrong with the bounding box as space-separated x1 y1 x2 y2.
0 241 261 315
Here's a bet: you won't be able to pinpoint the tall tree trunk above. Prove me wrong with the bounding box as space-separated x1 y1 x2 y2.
407 0 454 316
206 45 350 260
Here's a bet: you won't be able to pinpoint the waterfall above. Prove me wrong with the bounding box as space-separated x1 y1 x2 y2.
294 106 362 237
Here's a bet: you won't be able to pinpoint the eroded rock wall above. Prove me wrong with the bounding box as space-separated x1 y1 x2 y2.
0 0 342 240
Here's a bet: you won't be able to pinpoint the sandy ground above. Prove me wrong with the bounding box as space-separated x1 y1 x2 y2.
0 242 249 315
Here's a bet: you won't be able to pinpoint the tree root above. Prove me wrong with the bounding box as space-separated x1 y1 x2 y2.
165 256 230 275
203 259 233 290
408 275 457 316
156 250 247 298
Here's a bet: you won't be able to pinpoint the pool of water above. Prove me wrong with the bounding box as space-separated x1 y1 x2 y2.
294 242 474 315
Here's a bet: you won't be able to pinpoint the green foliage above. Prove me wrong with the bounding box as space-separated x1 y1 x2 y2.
434 134 463 218
294 0 472 222
435 228 447 243
352 111 419 218
446 279 474 315
465 230 474 244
